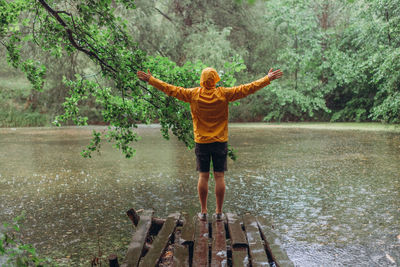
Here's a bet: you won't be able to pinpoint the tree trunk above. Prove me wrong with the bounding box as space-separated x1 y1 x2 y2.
385 9 391 45
294 34 298 90
317 0 331 85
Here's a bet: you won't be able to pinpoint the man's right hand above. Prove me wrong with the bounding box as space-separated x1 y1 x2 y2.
137 69 152 82
267 68 283 81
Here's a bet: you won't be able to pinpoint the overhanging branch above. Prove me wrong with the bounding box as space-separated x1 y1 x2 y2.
37 0 116 73
36 0 191 121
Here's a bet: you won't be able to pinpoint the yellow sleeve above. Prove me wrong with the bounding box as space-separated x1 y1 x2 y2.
222 75 270 102
148 76 194 103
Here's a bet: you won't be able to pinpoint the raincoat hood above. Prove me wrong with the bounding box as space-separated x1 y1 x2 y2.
200 67 220 89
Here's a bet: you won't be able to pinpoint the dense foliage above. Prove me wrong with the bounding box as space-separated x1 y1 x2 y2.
0 0 399 157
126 0 400 123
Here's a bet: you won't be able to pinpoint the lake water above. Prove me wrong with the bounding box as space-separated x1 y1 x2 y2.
0 124 399 266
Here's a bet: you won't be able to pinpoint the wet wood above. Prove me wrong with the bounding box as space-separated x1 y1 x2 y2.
211 215 227 266
122 209 154 267
192 216 209 267
172 226 189 267
180 212 195 245
123 210 294 267
139 213 180 267
257 216 294 267
226 213 249 266
127 208 166 232
226 213 247 247
231 246 249 267
149 217 167 236
126 208 140 227
243 214 270 267
173 212 192 267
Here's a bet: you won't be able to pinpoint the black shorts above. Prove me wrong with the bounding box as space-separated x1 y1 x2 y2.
195 142 228 172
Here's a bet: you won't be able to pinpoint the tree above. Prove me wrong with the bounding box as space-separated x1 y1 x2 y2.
256 0 333 122
366 0 400 123
0 0 244 158
326 0 400 123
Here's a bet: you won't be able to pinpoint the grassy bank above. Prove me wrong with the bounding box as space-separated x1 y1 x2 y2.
230 122 400 132
0 64 48 127
1 122 398 133
0 75 50 127
0 106 49 127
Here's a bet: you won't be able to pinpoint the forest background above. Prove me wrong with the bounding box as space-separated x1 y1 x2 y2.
1 0 399 156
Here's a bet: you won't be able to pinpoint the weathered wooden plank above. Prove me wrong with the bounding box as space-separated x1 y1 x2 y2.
122 210 154 267
257 216 294 267
180 212 195 245
173 231 190 267
192 216 209 267
211 215 227 266
243 214 269 267
139 212 180 267
173 213 192 267
226 213 249 266
231 247 249 267
226 213 247 247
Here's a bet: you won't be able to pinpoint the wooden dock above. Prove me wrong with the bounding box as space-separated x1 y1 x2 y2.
121 209 294 267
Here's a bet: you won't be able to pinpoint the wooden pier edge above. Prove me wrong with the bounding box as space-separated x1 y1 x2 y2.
121 209 294 267
256 216 294 267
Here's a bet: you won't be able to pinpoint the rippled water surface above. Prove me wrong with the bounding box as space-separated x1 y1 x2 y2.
0 125 399 266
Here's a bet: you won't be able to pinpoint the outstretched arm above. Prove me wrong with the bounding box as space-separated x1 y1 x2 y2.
137 69 193 103
223 68 283 102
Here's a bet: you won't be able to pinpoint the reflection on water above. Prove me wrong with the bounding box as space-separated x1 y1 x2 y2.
0 125 399 266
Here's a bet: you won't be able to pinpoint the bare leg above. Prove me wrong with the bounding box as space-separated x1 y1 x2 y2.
198 172 209 214
214 172 225 214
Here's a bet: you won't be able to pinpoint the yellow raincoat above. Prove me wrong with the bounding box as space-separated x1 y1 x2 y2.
148 67 270 143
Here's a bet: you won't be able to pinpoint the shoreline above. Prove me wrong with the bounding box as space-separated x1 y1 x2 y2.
0 122 399 133
229 122 400 132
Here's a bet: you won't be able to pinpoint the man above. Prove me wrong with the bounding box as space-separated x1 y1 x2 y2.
137 67 283 221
